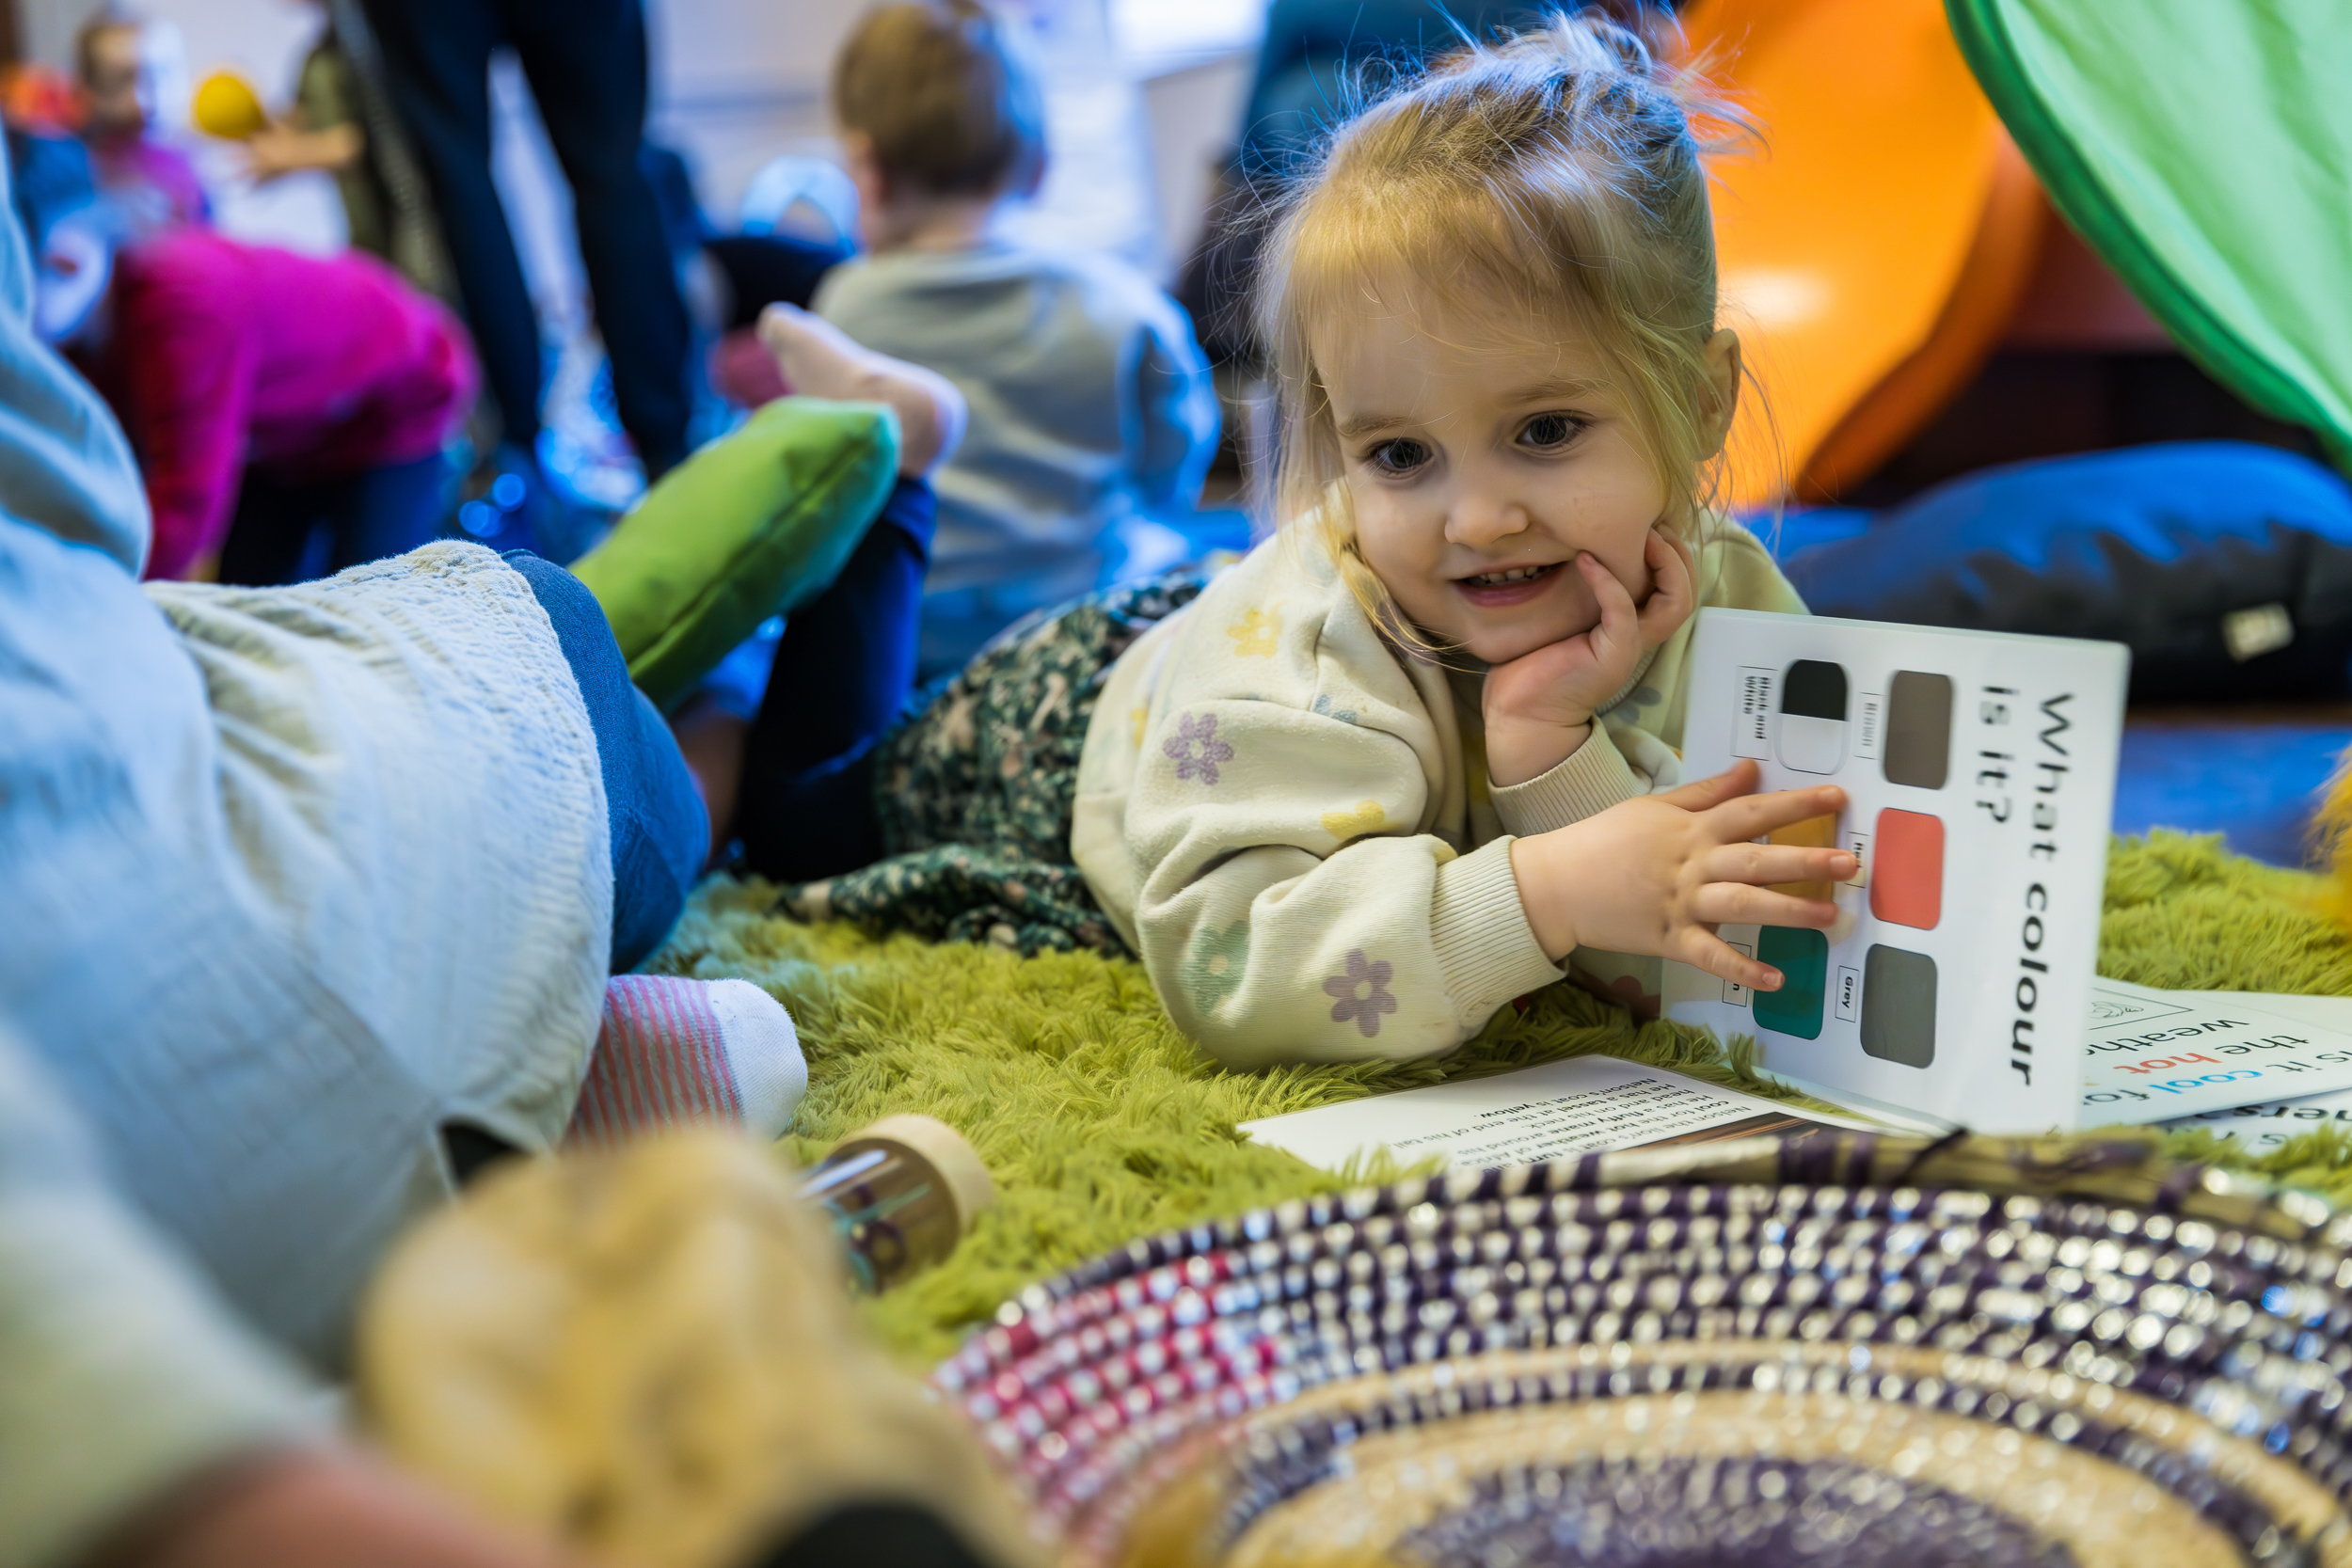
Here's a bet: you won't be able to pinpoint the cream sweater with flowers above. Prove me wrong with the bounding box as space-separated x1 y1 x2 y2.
1072 517 1805 1069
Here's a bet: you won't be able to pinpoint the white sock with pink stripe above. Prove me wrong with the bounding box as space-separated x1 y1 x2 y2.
565 976 807 1147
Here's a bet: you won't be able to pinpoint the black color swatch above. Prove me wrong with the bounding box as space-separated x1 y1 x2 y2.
1781 659 1849 720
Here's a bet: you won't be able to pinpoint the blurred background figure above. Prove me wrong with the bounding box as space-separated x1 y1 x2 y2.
356 0 692 529
38 219 473 583
805 0 1217 675
74 10 207 232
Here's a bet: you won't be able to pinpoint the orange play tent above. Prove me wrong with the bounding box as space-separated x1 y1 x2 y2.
1683 0 2048 508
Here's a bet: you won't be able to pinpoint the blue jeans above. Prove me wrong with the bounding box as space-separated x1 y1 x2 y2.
501 550 707 971
360 0 691 475
733 478 936 881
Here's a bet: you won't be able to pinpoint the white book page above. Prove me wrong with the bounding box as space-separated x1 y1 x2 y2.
2082 981 2352 1122
1240 1054 1883 1175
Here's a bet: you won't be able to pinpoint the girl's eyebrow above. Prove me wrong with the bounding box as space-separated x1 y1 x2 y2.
1337 377 1611 439
1335 411 1412 440
1507 377 1609 403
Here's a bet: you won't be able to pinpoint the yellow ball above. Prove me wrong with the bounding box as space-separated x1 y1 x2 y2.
192 71 265 140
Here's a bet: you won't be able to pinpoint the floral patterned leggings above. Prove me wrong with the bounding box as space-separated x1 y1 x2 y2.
774 573 1204 956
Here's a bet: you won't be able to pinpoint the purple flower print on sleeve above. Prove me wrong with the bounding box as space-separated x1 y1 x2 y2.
1322 949 1399 1037
1163 711 1235 785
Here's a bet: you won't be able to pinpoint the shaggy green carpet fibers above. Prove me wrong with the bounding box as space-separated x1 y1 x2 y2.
649 831 2352 1365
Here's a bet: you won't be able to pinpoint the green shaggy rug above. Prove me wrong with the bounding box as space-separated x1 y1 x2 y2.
650 831 2352 1365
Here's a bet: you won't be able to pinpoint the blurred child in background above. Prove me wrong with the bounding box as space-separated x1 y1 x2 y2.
795 0 1219 676
47 223 474 583
75 13 209 234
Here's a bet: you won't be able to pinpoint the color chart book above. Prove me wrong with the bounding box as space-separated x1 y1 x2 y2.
1662 609 2129 1132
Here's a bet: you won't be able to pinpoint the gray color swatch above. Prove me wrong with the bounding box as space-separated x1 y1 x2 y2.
1861 944 1936 1068
1883 671 1952 789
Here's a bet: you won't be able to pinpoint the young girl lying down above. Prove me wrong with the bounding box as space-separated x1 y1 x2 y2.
764 12 1857 1065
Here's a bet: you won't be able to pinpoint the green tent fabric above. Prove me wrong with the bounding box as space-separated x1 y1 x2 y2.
1946 0 2352 469
571 397 900 710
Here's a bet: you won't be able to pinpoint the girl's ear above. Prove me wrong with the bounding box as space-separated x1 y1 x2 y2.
1700 327 1741 456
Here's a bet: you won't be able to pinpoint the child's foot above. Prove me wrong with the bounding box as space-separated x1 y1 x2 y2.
565 976 807 1146
756 302 967 478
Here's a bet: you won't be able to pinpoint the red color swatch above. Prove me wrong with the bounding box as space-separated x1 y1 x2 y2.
1869 808 1944 929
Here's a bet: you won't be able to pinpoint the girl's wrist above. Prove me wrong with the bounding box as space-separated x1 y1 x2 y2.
1486 716 1592 788
1506 831 1581 962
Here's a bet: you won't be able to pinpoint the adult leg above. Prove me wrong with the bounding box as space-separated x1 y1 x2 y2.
502 0 691 479
733 480 935 881
215 467 327 588
357 0 544 454
500 551 707 972
323 453 450 575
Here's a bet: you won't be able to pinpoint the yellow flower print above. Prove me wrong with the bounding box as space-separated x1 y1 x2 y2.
1320 800 1386 842
1128 705 1148 745
1225 606 1280 658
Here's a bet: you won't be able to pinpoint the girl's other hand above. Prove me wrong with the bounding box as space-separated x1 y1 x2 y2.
1483 527 1694 786
1508 759 1852 990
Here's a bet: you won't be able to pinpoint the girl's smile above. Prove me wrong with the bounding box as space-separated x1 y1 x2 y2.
1454 557 1567 607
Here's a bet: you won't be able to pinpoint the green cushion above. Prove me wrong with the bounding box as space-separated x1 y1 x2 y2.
1946 0 2352 469
570 396 900 709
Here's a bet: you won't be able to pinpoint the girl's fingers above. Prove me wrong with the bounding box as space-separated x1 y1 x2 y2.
1635 528 1696 637
1700 843 1856 887
1677 927 1785 992
1703 784 1847 843
1659 758 1759 813
1689 882 1839 928
1577 551 1637 650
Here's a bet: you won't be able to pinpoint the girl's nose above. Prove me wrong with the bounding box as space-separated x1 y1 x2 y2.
1445 493 1533 549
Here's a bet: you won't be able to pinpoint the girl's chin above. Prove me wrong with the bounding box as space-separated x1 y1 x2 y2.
1455 612 1601 667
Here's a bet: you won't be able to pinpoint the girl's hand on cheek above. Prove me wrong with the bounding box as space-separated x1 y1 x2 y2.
1484 528 1696 787
1508 761 1854 991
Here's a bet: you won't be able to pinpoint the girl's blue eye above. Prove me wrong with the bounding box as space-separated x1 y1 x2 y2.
1518 412 1583 451
1366 438 1431 476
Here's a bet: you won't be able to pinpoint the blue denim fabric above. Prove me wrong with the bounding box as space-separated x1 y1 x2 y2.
732 477 935 881
502 549 707 971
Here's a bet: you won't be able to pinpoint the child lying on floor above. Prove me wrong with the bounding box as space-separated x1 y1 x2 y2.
0 127 963 1371
744 13 1860 1069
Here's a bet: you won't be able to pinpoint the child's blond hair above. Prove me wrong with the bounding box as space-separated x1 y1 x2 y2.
1256 11 1750 646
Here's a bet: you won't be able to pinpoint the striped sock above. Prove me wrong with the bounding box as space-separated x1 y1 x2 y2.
565 976 807 1147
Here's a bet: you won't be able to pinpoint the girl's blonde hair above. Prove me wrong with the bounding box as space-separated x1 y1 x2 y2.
1256 10 1751 644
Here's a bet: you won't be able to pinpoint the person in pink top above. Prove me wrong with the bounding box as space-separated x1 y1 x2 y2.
71 228 475 582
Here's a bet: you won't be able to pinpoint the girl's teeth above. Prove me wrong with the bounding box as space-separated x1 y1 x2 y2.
1469 564 1547 586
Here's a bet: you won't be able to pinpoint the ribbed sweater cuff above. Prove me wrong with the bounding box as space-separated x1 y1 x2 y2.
1490 725 1642 837
1430 838 1567 1025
